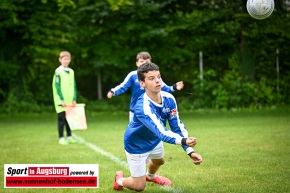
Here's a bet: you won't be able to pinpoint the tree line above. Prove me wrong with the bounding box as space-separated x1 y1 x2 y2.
0 0 289 113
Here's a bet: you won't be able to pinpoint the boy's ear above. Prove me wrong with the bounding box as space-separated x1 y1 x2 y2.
139 81 145 88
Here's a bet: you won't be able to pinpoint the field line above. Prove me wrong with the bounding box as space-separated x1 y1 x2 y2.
73 133 128 168
73 133 183 193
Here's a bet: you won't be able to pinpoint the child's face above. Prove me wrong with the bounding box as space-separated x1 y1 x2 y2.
59 56 71 67
140 70 162 93
136 58 151 67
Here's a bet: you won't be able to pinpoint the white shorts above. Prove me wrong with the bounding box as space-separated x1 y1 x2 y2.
125 141 164 177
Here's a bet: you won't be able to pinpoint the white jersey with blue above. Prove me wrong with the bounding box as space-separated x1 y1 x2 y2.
111 70 174 111
124 91 194 155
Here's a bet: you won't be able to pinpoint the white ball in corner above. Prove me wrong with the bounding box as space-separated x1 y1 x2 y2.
246 0 274 20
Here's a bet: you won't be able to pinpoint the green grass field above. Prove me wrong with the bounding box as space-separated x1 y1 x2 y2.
0 107 289 193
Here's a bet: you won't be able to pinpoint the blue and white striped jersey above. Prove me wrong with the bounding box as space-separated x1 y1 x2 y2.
124 91 194 154
111 70 174 111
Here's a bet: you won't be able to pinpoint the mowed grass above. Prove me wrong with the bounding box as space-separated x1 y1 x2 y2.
0 107 289 193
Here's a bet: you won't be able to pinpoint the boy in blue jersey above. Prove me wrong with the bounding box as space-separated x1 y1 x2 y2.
113 62 202 191
107 51 184 121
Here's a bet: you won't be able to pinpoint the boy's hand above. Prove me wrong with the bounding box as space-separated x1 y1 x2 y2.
190 153 202 165
186 137 197 147
107 91 113 98
61 101 66 107
176 81 184 90
71 101 76 107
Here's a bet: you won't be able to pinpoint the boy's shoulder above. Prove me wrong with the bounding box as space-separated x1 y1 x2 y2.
55 66 63 72
161 91 175 99
124 70 137 81
127 70 137 76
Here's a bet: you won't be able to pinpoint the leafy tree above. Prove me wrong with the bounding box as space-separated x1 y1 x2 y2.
0 0 289 113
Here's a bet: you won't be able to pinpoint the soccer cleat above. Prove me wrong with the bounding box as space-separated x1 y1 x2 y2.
67 138 77 144
113 171 124 191
146 175 172 186
59 138 68 145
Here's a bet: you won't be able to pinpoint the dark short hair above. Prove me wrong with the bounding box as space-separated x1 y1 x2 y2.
137 62 159 82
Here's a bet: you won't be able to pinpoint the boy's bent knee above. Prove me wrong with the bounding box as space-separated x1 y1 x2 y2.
125 176 146 191
151 158 165 166
133 184 146 192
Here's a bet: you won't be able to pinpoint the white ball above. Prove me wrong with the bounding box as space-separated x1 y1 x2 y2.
247 0 274 20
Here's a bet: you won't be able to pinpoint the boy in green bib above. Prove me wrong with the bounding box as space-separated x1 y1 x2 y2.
52 51 77 145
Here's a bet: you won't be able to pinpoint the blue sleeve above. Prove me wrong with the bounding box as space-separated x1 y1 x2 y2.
111 72 133 96
135 104 183 145
167 98 194 154
161 80 174 93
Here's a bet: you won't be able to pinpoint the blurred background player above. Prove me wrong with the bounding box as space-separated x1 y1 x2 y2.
107 51 184 122
52 51 77 145
113 62 202 191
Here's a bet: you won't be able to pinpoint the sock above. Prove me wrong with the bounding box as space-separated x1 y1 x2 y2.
117 178 124 186
146 171 156 180
67 136 72 140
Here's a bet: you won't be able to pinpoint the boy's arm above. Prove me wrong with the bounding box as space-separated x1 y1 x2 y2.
107 71 134 97
71 78 77 107
135 103 186 146
136 113 196 147
55 74 64 102
168 116 196 156
73 78 77 101
168 113 202 164
166 97 197 157
161 80 184 93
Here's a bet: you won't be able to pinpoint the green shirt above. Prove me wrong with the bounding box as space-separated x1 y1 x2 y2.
52 66 77 113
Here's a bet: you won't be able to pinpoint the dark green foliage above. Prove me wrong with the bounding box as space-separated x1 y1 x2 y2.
0 0 289 113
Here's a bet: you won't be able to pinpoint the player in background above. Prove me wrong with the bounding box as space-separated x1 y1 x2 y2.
113 62 202 191
107 51 184 121
52 51 77 145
